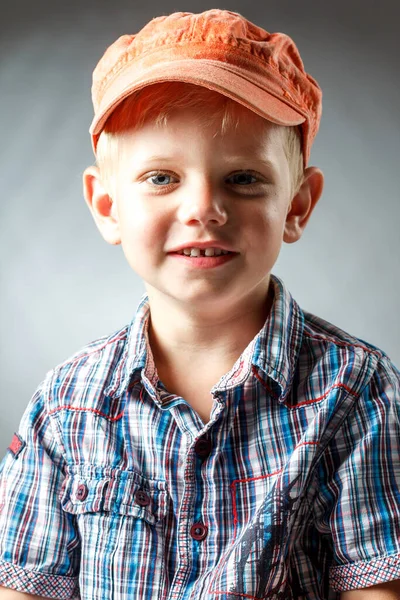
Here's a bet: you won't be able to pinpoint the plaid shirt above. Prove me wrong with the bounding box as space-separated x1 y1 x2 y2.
0 274 399 600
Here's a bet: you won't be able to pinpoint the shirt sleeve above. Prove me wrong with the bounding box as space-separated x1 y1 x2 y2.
0 377 80 599
315 354 400 592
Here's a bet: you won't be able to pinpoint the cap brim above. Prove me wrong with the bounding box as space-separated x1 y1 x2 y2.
90 58 306 141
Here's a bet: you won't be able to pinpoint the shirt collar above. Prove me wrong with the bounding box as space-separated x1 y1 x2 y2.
251 274 304 402
107 274 304 403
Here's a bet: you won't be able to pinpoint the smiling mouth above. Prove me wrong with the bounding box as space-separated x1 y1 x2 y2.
169 252 238 270
173 248 236 257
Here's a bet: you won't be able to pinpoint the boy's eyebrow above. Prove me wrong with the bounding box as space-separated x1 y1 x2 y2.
138 155 183 164
223 156 276 170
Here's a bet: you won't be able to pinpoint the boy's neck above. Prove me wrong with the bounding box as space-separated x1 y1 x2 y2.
146 279 274 372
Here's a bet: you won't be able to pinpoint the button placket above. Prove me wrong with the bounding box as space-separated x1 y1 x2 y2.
194 437 212 459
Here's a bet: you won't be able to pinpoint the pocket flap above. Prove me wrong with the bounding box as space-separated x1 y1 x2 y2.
60 465 169 525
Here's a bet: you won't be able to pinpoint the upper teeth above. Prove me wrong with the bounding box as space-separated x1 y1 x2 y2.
181 247 230 257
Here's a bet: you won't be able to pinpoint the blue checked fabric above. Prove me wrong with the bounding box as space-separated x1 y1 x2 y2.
0 274 399 600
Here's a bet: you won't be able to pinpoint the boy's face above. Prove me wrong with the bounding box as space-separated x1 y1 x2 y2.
85 103 321 315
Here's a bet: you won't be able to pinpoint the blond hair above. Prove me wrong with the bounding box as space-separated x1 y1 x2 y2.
96 82 304 198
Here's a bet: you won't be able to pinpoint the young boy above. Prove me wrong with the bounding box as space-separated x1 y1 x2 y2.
0 9 399 600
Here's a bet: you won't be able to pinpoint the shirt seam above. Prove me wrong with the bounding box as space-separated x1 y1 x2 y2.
303 329 383 358
331 550 400 570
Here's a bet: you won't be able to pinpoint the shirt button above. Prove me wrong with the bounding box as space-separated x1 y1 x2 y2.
190 522 208 541
76 483 88 501
135 490 151 506
194 437 212 458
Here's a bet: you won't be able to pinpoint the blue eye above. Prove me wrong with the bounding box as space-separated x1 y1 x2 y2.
149 173 174 185
227 172 258 185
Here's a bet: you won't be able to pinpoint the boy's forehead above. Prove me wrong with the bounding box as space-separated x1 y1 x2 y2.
118 110 285 167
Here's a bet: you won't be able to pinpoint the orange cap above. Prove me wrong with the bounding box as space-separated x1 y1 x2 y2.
90 9 322 167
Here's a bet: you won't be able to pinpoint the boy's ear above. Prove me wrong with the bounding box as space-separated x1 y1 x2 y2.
82 165 121 245
283 166 324 244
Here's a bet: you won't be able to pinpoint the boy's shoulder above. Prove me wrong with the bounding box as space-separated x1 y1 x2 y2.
298 306 399 396
40 320 139 417
302 308 386 359
54 322 130 374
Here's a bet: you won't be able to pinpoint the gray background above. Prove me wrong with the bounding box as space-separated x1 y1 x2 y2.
1 0 399 456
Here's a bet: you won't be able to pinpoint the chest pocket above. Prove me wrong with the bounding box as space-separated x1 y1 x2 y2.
60 466 170 600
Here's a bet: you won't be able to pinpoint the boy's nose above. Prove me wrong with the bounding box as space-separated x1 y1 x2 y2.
177 182 228 226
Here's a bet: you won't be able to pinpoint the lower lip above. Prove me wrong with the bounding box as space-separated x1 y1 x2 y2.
168 252 238 269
